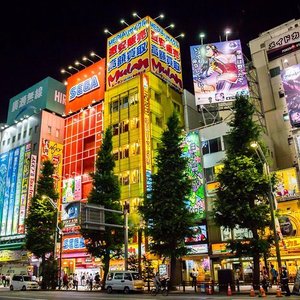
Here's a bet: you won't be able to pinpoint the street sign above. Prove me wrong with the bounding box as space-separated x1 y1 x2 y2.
80 203 105 231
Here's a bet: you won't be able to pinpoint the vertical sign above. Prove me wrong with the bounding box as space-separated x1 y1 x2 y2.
0 152 9 229
190 40 248 105
12 145 25 234
18 143 32 234
27 154 37 211
281 64 300 127
6 147 20 235
1 150 14 235
182 130 206 220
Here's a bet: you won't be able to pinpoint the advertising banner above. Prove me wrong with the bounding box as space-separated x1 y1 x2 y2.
62 201 80 229
182 130 205 220
62 176 82 203
0 152 9 229
149 18 183 91
274 167 299 200
185 224 208 244
66 59 105 112
6 147 20 235
12 145 25 234
1 150 14 236
186 243 208 254
18 143 32 234
106 17 150 89
27 154 37 213
281 64 300 127
41 139 63 196
190 40 248 105
62 234 86 252
7 77 65 125
266 27 300 61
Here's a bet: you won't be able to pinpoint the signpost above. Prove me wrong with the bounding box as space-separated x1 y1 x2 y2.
80 202 129 270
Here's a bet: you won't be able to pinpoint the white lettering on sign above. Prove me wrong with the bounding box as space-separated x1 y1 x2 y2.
69 75 100 101
54 90 66 104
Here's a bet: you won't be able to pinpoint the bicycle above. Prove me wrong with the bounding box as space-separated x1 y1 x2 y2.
150 278 169 296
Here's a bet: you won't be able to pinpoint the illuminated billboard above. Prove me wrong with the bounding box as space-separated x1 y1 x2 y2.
182 130 205 220
281 64 300 127
274 167 300 200
106 17 150 89
149 19 183 91
266 27 300 61
106 16 183 91
190 40 248 105
185 224 207 244
7 77 66 125
62 176 82 203
66 59 105 113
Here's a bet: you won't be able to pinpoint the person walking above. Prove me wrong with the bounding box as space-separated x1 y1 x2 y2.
270 264 278 286
280 266 291 296
261 266 269 292
154 272 161 292
190 268 198 288
73 274 78 291
88 273 93 291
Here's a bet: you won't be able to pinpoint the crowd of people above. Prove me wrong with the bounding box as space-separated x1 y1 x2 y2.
61 272 101 290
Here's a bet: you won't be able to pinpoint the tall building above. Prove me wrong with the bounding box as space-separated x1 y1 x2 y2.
0 77 65 276
104 16 184 270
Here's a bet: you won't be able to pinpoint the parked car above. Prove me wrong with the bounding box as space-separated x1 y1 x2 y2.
10 275 39 291
105 271 144 294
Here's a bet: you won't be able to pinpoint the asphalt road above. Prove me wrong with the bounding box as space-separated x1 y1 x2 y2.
0 290 300 300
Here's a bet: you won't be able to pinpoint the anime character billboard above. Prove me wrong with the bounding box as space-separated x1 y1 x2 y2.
281 64 300 127
190 40 248 105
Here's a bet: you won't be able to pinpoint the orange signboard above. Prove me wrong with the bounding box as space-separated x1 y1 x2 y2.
66 59 105 113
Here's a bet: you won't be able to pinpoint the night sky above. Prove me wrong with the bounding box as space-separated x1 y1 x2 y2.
1 0 299 123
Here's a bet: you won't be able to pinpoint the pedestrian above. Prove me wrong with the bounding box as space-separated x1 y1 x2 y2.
280 266 291 296
5 274 10 287
1 274 5 287
63 273 68 290
88 273 93 290
81 273 85 286
190 268 198 288
261 266 269 292
154 272 161 291
270 264 278 286
73 273 78 291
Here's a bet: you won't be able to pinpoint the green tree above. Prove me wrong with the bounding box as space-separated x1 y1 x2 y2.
80 127 123 288
212 94 273 289
139 112 196 288
25 160 58 289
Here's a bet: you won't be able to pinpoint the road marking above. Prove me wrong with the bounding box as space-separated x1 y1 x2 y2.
0 296 47 300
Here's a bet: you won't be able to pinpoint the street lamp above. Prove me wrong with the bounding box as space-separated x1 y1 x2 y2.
199 32 205 45
90 51 102 59
250 142 282 269
225 28 231 41
164 23 175 30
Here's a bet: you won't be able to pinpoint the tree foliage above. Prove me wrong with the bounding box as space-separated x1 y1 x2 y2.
80 127 123 287
212 94 273 288
25 160 58 289
139 112 196 286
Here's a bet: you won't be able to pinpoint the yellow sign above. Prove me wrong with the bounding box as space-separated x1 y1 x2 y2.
274 167 299 199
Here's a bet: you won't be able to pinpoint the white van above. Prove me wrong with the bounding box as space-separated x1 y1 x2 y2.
105 271 144 294
10 275 39 291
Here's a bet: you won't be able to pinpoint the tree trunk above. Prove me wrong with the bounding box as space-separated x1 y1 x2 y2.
41 254 47 290
253 253 260 290
101 250 110 290
169 255 177 290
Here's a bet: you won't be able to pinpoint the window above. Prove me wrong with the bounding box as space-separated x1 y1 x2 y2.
173 102 180 112
29 128 32 135
48 125 52 134
113 150 119 161
34 125 39 133
202 141 209 155
2 140 5 146
269 66 281 78
56 129 60 138
130 142 140 155
23 130 27 138
33 143 37 151
7 138 10 145
129 90 138 105
121 93 129 109
120 145 129 159
154 92 161 103
114 273 123 280
131 169 139 184
121 120 129 133
202 137 222 154
112 100 119 113
155 116 163 127
130 118 139 130
223 135 230 151
204 167 215 183
112 123 119 136
18 133 21 140
124 273 132 281
12 136 16 143
120 171 130 185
